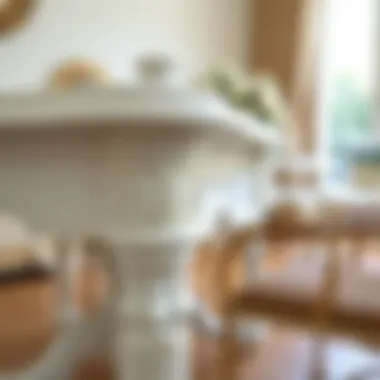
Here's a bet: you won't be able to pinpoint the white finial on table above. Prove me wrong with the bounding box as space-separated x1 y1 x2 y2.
135 53 176 85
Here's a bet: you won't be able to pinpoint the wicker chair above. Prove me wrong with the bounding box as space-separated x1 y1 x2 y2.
190 200 380 380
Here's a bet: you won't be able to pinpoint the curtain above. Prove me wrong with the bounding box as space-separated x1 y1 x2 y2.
250 0 326 153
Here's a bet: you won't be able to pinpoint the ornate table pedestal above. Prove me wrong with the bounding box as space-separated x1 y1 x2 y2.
0 87 279 379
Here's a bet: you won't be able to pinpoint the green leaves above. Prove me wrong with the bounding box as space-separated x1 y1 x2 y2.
207 69 237 100
205 68 284 126
236 86 277 123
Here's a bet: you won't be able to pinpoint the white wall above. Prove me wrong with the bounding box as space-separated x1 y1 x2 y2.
0 0 251 91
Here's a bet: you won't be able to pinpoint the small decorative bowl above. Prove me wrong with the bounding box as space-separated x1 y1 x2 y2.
136 53 175 83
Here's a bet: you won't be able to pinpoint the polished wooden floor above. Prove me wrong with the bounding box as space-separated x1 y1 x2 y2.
0 273 291 380
0 266 378 380
0 268 299 380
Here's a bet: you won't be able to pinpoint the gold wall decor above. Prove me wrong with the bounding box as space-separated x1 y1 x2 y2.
0 0 35 36
48 58 110 90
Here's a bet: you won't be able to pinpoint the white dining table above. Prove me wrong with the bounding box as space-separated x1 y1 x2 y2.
0 82 280 379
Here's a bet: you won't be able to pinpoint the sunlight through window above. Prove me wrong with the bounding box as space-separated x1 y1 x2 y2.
324 0 377 187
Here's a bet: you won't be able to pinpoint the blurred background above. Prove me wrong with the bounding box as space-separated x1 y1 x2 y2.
1 1 380 379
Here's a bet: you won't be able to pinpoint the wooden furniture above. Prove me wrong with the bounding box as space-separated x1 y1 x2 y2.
0 215 56 284
203 201 380 380
189 155 323 321
0 264 113 379
0 0 35 36
0 235 118 380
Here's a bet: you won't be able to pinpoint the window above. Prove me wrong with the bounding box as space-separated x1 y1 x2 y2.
322 0 378 189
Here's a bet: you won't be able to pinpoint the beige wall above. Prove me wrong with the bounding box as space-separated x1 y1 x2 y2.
0 0 251 91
